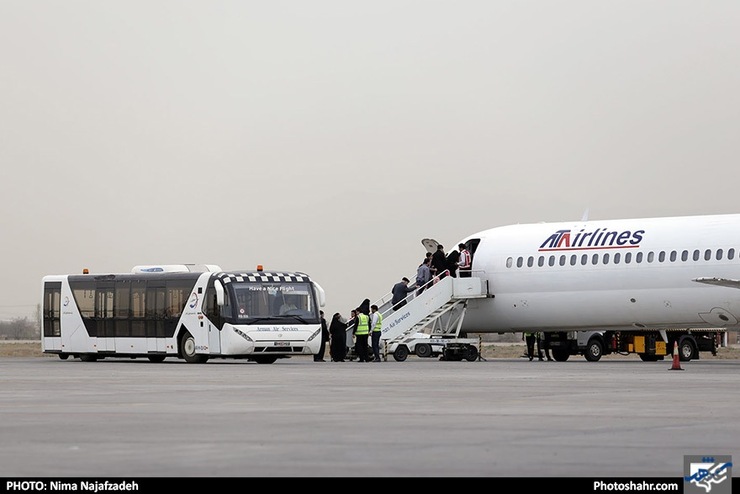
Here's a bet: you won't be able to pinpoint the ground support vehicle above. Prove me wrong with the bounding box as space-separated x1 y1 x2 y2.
546 329 725 362
385 333 480 362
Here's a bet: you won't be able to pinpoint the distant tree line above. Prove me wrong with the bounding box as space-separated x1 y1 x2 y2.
0 317 39 340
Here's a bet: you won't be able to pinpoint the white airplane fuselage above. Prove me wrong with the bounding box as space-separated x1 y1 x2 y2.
458 213 740 333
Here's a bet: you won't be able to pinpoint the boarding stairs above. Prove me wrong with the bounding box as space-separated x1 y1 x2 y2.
369 272 489 360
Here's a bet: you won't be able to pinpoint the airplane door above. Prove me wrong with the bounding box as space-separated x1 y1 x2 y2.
421 238 439 254
424 237 481 270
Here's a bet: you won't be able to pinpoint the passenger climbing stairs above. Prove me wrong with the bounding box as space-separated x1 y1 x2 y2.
366 273 489 361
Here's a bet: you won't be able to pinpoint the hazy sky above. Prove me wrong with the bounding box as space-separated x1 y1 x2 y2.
1 1 739 322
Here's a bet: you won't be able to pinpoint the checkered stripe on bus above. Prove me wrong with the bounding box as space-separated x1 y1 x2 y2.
216 272 309 284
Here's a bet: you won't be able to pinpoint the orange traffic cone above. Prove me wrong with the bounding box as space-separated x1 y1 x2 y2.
669 341 683 371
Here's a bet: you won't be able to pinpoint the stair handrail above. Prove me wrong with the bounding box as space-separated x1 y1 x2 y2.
373 269 450 311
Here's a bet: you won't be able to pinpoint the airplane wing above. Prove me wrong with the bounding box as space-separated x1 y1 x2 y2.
693 277 740 289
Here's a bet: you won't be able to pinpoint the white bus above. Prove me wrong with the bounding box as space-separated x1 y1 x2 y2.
41 264 326 364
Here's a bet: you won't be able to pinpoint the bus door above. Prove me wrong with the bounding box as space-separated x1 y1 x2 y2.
95 283 115 352
165 280 191 353
42 281 62 352
146 283 167 353
204 284 222 355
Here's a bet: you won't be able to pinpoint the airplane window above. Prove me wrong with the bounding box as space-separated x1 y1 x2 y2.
659 251 666 262
516 257 523 268
548 255 555 267
704 249 711 261
693 250 700 261
603 253 610 264
559 255 566 266
624 252 632 264
614 253 621 264
506 257 513 268
636 252 643 263
581 254 588 265
538 256 545 267
647 251 654 263
681 250 688 262
729 248 735 260
592 253 599 265
570 255 577 266
527 256 534 268
716 249 723 260
670 251 677 262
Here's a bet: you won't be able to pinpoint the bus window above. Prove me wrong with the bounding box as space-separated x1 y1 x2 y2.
131 284 146 337
115 282 130 337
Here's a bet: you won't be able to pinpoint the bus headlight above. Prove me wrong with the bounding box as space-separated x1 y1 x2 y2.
307 328 321 341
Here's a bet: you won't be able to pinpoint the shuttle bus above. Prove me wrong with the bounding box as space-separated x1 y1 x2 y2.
41 264 326 364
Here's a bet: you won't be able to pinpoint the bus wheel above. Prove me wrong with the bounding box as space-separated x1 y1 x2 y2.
415 343 432 358
148 355 166 363
58 354 69 360
252 356 278 364
393 345 409 362
463 345 479 362
79 354 98 362
180 331 207 363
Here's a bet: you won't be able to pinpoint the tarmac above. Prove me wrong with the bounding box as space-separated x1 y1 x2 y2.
0 355 738 478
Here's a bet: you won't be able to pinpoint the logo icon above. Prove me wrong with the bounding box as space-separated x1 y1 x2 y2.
684 455 732 494
188 292 199 309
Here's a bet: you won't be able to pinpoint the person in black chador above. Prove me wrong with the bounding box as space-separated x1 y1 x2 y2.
314 310 330 362
446 248 460 278
329 312 348 362
357 298 370 317
431 244 448 279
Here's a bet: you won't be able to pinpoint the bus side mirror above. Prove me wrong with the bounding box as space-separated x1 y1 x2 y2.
215 280 225 306
313 281 326 307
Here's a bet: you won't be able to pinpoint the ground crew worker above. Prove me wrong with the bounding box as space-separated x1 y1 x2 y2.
354 310 371 362
370 304 383 362
458 243 472 278
523 331 537 361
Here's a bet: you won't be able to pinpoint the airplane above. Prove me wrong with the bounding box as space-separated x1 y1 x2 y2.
453 212 740 334
375 212 737 362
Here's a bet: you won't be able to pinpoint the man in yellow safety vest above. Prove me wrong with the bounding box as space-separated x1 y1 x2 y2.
370 304 383 362
354 310 371 362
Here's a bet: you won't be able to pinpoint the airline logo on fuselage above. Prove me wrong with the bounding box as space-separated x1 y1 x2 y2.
538 228 645 252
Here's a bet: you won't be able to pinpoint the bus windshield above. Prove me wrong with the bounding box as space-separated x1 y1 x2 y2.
227 281 318 323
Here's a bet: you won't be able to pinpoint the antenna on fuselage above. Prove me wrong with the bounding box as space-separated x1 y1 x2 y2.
581 208 590 221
